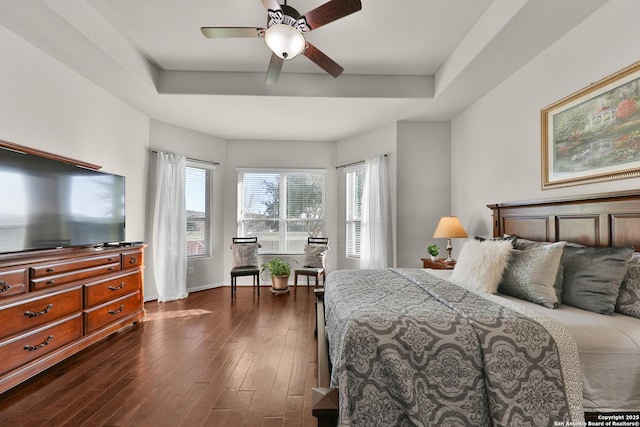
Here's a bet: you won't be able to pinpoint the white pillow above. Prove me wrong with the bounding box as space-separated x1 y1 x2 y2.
450 239 513 293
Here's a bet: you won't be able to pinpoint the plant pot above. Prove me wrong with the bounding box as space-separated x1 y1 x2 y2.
430 255 438 261
271 275 289 290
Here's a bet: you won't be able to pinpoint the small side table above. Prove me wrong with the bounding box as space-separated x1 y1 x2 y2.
421 258 456 270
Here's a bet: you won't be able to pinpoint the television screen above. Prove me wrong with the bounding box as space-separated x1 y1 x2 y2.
0 147 125 253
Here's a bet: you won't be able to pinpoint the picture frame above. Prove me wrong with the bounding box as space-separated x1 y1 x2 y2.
541 61 640 189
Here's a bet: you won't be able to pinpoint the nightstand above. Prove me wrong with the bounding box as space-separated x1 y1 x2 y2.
421 258 456 270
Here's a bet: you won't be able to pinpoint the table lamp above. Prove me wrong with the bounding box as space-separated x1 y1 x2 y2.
432 216 468 262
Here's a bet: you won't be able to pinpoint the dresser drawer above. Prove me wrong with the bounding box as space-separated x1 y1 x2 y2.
31 254 121 278
0 267 27 299
84 292 141 334
0 287 83 341
121 249 143 269
30 263 121 291
0 314 83 377
84 271 141 308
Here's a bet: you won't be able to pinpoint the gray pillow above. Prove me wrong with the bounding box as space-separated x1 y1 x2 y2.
499 242 565 308
615 265 640 318
554 263 565 305
562 246 634 314
512 237 551 251
508 237 565 304
232 243 259 268
304 244 330 268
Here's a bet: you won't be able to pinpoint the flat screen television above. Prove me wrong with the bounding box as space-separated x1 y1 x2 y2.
0 146 125 254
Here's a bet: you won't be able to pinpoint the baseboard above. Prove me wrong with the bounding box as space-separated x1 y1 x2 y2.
187 282 224 293
144 282 224 302
143 281 284 303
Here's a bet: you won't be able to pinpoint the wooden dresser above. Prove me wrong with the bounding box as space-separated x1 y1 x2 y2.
0 244 145 394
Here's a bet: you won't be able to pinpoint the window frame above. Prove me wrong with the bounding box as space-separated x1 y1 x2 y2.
185 160 213 259
237 168 326 255
345 164 364 259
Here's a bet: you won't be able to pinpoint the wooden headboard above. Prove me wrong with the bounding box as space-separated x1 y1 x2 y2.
488 190 640 250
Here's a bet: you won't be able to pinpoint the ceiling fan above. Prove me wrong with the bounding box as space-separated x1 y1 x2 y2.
201 0 362 84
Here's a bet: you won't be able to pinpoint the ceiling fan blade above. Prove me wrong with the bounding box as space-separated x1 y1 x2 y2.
265 53 284 84
261 0 282 12
200 27 264 38
301 0 362 31
303 43 343 78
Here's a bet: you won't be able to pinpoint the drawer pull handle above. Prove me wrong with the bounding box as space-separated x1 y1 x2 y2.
108 258 115 262
46 267 55 273
129 257 137 264
24 335 53 352
109 304 125 315
108 267 115 271
24 304 54 318
46 280 55 286
0 280 10 293
109 282 125 291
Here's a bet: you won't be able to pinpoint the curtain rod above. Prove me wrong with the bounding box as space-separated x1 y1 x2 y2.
151 150 220 166
335 153 389 169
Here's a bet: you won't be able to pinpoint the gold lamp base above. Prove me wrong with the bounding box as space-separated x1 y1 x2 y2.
444 238 454 263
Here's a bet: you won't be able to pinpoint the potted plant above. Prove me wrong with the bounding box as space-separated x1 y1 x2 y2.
427 244 439 261
261 257 291 292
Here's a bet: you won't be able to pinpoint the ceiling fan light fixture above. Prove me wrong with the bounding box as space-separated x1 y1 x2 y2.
264 24 305 60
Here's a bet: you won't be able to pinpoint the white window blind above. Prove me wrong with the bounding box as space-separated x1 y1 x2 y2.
186 163 212 258
237 169 325 254
345 165 364 258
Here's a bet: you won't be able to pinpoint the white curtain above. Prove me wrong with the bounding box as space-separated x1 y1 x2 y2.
152 152 188 302
360 154 391 269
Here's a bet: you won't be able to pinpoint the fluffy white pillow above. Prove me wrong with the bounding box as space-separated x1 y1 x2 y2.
450 239 513 293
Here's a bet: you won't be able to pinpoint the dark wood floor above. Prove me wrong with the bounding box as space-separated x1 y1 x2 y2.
0 286 319 426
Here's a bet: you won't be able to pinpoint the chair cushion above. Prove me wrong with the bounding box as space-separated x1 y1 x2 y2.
232 243 259 268
231 265 260 276
296 267 324 274
304 244 330 268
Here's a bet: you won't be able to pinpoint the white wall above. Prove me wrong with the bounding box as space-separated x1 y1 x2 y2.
335 121 454 269
451 0 640 238
0 24 149 244
336 123 397 269
397 121 451 267
146 119 226 300
222 139 337 286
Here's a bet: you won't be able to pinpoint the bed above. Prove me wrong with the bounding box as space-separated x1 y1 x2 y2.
313 190 640 426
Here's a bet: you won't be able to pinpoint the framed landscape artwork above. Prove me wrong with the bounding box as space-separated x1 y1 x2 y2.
541 61 640 189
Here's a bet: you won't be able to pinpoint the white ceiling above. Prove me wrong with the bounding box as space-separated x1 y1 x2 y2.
0 0 608 141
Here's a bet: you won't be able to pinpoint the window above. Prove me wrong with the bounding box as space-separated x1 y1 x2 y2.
237 169 325 253
345 165 364 258
186 162 212 258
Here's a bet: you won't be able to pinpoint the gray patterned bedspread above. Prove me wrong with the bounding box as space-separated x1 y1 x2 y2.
324 268 583 427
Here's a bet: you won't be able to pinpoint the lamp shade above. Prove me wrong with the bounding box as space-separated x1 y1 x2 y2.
432 216 468 239
264 24 305 60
